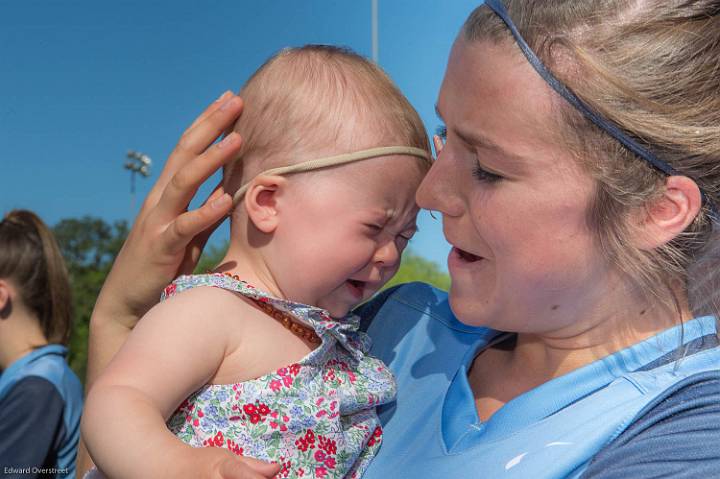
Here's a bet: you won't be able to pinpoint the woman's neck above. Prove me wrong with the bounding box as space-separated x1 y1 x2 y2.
469 281 690 419
0 308 48 370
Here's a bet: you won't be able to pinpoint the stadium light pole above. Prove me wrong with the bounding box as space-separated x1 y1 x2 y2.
124 150 152 215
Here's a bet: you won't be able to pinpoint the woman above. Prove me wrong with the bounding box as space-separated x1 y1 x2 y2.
0 210 84 478
78 1 720 477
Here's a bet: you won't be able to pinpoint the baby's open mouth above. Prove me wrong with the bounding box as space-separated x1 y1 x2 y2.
346 279 366 298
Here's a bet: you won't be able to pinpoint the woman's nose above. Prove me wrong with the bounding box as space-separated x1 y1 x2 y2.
416 148 464 217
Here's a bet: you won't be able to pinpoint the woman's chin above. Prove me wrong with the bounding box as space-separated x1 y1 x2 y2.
447 283 495 328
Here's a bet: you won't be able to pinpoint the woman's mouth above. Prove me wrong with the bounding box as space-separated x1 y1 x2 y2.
454 246 482 263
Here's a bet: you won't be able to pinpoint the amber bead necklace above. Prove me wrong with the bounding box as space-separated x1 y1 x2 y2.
219 272 321 344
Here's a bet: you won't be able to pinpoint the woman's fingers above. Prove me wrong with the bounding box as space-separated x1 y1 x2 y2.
433 134 444 157
154 130 242 225
145 94 244 211
189 90 233 130
162 192 232 257
177 182 233 274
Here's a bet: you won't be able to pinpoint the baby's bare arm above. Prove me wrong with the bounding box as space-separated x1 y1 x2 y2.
81 287 271 479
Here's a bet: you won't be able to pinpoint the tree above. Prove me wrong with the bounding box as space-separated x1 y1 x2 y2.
54 217 128 384
381 250 450 292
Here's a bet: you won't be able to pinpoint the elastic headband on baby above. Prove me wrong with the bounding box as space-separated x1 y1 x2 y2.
483 0 718 219
231 146 431 206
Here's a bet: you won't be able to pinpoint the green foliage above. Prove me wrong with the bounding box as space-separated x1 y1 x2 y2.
193 241 230 274
54 217 128 384
382 249 450 291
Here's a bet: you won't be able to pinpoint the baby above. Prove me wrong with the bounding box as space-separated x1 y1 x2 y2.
82 45 431 479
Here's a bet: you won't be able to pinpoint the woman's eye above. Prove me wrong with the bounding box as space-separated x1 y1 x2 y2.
473 164 503 183
435 125 447 144
366 224 383 232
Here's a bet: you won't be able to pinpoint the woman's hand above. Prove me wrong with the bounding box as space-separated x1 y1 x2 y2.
96 91 245 327
77 92 245 478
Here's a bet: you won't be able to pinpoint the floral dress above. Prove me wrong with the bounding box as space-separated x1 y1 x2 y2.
164 274 397 479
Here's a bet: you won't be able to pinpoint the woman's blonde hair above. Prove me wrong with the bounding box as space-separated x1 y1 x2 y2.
464 1 720 317
224 45 430 193
0 210 73 345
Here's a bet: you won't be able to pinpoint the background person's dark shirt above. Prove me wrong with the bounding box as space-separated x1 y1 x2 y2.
0 377 66 478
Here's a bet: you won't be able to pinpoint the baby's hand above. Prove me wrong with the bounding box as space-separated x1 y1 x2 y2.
191 447 280 479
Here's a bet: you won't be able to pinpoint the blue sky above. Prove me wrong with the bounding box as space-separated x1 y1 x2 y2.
1 1 481 270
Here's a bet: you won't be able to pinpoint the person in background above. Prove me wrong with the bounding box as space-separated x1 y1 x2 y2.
0 210 83 478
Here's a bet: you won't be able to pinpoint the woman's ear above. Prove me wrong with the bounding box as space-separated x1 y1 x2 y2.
0 279 13 319
633 175 702 250
243 175 288 234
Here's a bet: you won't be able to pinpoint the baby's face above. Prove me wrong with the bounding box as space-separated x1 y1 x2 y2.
273 155 426 318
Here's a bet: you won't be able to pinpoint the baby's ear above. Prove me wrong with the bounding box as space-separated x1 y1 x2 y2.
631 175 702 250
243 175 287 234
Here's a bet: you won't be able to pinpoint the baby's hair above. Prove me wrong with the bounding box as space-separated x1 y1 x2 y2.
0 210 73 345
224 44 431 196
464 0 720 319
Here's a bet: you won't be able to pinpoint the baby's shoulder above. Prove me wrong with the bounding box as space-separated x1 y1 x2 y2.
151 283 258 330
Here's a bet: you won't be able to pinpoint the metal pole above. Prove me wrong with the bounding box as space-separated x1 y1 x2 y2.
130 170 136 215
371 0 379 63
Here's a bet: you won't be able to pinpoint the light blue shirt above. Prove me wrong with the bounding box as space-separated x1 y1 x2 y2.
361 282 720 478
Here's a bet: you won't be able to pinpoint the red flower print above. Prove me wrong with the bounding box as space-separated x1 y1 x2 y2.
226 439 243 456
192 419 199 427
298 468 305 477
213 431 224 447
319 436 337 455
295 438 309 452
282 375 293 387
279 460 292 479
270 380 282 392
243 404 257 415
163 284 177 297
314 450 326 462
316 410 327 418
373 426 382 437
249 413 261 424
198 410 204 418
324 457 336 469
306 429 315 441
270 421 278 429
316 397 325 406
279 424 287 432
289 364 301 376
315 466 327 478
277 367 288 376
257 403 271 416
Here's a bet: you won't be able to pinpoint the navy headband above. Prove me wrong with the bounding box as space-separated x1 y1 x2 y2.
483 0 717 218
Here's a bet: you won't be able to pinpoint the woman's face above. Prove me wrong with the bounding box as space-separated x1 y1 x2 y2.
417 37 617 333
